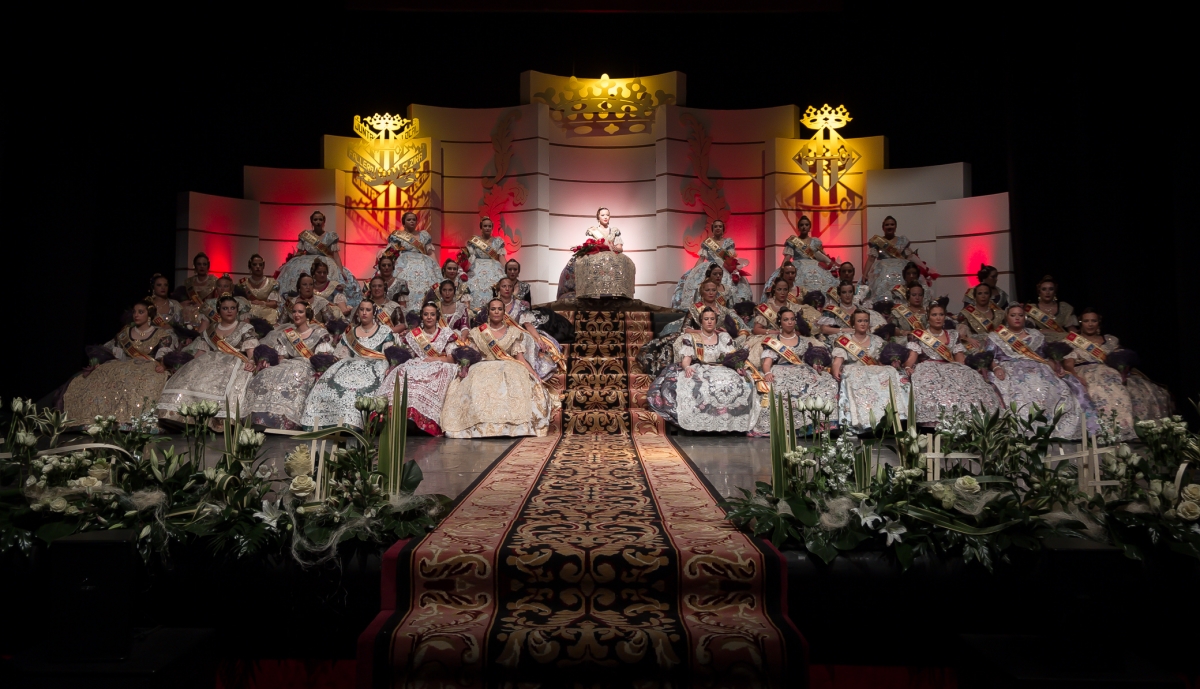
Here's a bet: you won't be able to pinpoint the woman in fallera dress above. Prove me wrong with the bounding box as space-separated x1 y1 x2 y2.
309 259 351 318
762 214 838 297
641 279 750 377
865 216 930 303
280 274 338 325
831 309 909 433
648 307 760 433
381 211 441 311
556 207 625 301
902 303 1001 425
239 254 280 325
985 304 1093 440
670 219 739 309
1023 275 1077 341
148 274 182 326
183 252 218 302
1062 308 1172 435
464 216 509 309
157 296 260 427
890 283 929 340
957 283 1002 352
243 300 332 430
495 277 564 380
64 301 178 426
365 276 405 333
435 280 474 335
961 264 1009 310
749 307 839 437
373 254 410 307
819 282 886 340
504 259 532 303
440 299 559 438
274 211 363 310
386 301 462 436
300 299 397 430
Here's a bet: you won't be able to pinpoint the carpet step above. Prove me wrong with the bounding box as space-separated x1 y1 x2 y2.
567 373 627 388
563 387 629 411
562 410 630 435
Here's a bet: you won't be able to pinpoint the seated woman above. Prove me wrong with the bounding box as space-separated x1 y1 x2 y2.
148 273 182 326
957 283 1002 352
749 307 839 437
64 300 178 426
890 282 929 340
365 276 405 333
424 258 471 305
504 259 532 303
495 277 564 379
1024 275 1077 341
885 262 936 309
641 279 750 377
382 211 441 310
690 264 732 306
434 279 474 335
901 303 1000 426
834 261 871 306
239 254 280 325
183 252 218 302
819 282 886 342
373 254 410 309
647 307 760 433
831 309 909 433
440 298 559 438
243 300 333 430
386 301 462 436
300 299 397 429
310 259 352 319
985 304 1093 440
157 296 260 428
557 207 627 301
280 274 339 325
961 263 1009 310
275 210 363 310
752 278 796 337
760 262 804 305
670 219 741 309
1062 307 1171 436
761 214 838 297
464 216 509 309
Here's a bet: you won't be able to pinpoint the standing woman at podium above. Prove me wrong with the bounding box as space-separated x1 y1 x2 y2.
463 216 509 309
382 211 441 313
275 211 363 311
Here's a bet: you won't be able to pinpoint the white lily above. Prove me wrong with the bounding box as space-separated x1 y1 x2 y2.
252 500 284 528
852 499 882 529
880 519 907 545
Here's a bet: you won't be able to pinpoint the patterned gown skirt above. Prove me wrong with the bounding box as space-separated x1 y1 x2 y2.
157 352 254 426
243 359 317 430
670 261 732 310
392 251 443 312
648 363 760 433
1072 363 1136 440
382 359 459 435
749 364 840 437
868 258 908 304
276 256 363 308
299 358 391 430
988 359 1093 440
64 360 169 427
909 360 1002 425
1125 370 1173 422
440 360 557 438
837 365 909 433
465 257 506 310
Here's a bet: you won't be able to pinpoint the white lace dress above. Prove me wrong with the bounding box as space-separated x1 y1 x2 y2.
647 332 760 433
832 334 909 432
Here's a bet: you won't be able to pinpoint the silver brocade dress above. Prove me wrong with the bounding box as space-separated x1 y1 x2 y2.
157 323 260 424
557 225 624 301
905 329 1001 425
243 325 332 430
1065 334 1172 438
867 235 913 303
670 236 738 309
985 329 1093 439
239 277 281 325
64 326 178 426
832 334 910 432
464 236 508 310
647 332 760 433
503 298 563 380
384 230 441 312
762 235 839 297
749 337 839 437
299 325 397 430
381 326 460 435
275 230 363 308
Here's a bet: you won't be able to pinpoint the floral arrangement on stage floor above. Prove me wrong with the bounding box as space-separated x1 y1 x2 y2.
0 378 446 565
721 386 1200 571
569 237 611 258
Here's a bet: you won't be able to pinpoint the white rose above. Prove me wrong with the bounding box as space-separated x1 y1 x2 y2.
49 497 69 513
16 431 37 447
41 465 53 475
66 506 80 516
1116 444 1132 460
77 476 101 490
88 465 110 480
290 475 316 498
1177 501 1200 522
955 476 981 494
85 425 103 436
1149 480 1164 495
1162 483 1179 503
11 398 24 413
1181 484 1200 503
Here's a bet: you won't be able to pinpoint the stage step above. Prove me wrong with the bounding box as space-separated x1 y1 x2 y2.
560 310 662 435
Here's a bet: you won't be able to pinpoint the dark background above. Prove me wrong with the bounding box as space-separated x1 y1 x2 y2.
4 4 1194 418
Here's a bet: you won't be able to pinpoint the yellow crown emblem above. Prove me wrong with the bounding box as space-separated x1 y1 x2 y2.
793 104 859 193
800 104 852 131
349 113 426 188
532 73 676 135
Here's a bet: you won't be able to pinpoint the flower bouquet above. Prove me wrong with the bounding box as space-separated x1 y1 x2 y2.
723 256 751 285
569 238 611 259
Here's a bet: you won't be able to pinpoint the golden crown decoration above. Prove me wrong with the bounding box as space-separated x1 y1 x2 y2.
348 113 427 188
532 74 676 135
793 104 860 192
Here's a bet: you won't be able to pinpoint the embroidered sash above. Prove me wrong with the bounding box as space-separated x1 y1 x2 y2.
346 330 388 360
787 235 818 261
992 326 1049 365
891 284 909 302
391 230 427 255
836 335 880 366
743 360 771 404
478 325 520 363
702 237 734 261
411 327 441 357
469 235 500 262
961 305 996 335
688 336 706 363
282 327 315 359
1065 332 1107 363
239 277 276 300
210 330 250 363
152 313 171 329
763 337 806 366
756 302 779 327
299 230 335 257
375 305 395 329
893 303 925 331
503 313 566 370
869 235 906 259
913 329 955 362
823 302 854 327
117 329 155 361
1024 303 1065 332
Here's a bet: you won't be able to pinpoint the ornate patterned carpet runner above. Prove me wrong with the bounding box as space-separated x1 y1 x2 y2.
359 312 804 687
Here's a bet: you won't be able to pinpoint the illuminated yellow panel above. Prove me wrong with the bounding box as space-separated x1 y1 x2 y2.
520 71 684 135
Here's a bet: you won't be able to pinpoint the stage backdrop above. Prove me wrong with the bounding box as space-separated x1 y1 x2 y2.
176 71 1013 306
